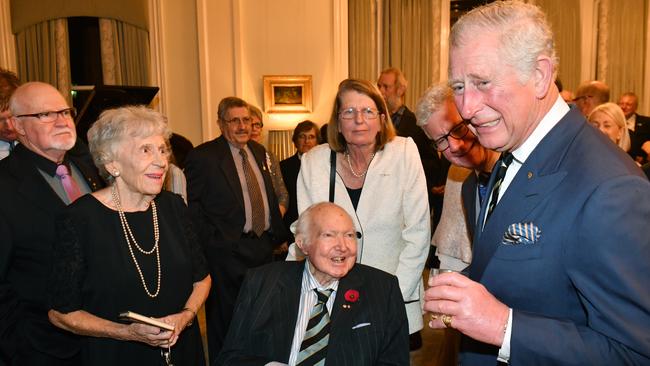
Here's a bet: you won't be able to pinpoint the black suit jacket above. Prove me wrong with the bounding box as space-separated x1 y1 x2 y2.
216 261 409 366
630 113 650 162
0 143 103 362
279 153 301 241
461 172 479 240
184 136 288 257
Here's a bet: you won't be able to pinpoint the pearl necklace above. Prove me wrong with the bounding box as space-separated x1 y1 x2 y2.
345 151 375 178
111 185 161 298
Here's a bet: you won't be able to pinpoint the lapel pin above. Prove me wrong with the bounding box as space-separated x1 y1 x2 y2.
527 171 533 179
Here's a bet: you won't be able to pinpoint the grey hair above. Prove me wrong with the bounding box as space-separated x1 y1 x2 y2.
87 105 172 182
588 102 631 152
379 67 408 90
295 202 355 248
415 83 453 127
249 104 263 121
450 1 558 82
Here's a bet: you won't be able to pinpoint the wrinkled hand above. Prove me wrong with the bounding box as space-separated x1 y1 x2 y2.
159 311 194 347
126 322 173 348
423 272 509 346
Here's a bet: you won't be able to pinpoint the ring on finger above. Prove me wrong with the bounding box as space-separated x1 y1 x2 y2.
441 314 453 328
430 314 438 322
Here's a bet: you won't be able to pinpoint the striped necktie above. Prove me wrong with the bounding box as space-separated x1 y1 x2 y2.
297 289 333 366
485 152 513 221
239 149 265 236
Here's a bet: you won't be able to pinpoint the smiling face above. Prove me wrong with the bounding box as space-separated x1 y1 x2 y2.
297 204 358 286
108 134 169 198
589 110 623 144
421 98 487 169
617 95 637 119
449 35 542 152
11 83 77 162
338 90 382 149
219 106 251 148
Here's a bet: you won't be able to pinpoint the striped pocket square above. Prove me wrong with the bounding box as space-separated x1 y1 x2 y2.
502 222 541 245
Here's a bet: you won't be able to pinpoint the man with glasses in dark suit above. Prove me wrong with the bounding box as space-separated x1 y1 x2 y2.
0 82 103 365
184 96 288 363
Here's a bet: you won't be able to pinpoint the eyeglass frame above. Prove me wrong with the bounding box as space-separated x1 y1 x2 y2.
222 116 253 125
432 119 471 152
14 107 77 123
338 107 381 121
251 121 264 129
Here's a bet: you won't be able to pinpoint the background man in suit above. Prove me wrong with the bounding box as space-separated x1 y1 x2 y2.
184 96 288 363
279 120 320 245
0 68 20 160
618 91 650 162
217 202 409 366
0 82 103 365
378 67 450 295
424 2 650 365
416 83 499 271
574 80 609 117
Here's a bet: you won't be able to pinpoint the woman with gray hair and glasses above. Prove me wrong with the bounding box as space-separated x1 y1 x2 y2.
48 106 211 365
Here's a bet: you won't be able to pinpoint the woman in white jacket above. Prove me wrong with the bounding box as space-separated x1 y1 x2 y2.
288 79 430 338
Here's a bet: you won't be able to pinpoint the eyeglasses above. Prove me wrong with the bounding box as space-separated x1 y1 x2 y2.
251 122 264 129
15 107 77 123
339 107 379 121
432 120 471 151
223 116 252 125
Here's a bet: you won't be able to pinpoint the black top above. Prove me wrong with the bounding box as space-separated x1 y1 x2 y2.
346 187 363 210
49 191 208 365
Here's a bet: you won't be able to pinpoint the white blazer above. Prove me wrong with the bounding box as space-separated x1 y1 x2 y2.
289 137 431 333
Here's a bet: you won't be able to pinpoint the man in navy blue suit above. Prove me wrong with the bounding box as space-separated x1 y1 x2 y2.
424 2 650 365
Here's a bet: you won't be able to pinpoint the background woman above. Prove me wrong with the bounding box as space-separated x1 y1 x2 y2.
249 105 289 216
288 79 430 342
48 106 211 365
588 102 631 152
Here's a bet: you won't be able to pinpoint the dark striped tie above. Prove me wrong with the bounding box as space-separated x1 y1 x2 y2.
297 289 333 366
485 152 513 221
239 149 265 236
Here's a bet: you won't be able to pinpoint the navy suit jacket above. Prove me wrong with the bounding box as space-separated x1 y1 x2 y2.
462 108 650 365
0 142 103 362
216 261 409 366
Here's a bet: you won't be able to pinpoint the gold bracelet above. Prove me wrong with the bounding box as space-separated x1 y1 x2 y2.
182 307 196 326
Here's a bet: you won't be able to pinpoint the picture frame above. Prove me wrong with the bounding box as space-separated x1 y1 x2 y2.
263 75 313 113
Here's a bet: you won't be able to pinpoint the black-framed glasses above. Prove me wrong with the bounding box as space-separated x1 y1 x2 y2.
339 107 379 121
15 107 77 123
432 120 471 151
251 122 264 129
224 116 252 125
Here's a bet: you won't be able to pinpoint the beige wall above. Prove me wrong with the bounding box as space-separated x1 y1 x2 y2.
195 0 348 144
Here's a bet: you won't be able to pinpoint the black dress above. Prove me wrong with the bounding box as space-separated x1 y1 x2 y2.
50 191 208 365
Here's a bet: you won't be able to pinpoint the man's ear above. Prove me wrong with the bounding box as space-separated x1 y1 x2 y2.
10 117 25 136
295 235 309 256
534 55 554 99
397 84 407 98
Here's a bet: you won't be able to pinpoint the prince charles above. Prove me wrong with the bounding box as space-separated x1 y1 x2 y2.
216 202 409 366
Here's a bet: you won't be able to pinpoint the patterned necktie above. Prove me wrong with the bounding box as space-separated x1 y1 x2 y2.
297 289 333 366
239 149 265 236
485 153 513 221
55 164 82 203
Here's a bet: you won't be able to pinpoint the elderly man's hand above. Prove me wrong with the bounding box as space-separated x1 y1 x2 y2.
423 272 510 346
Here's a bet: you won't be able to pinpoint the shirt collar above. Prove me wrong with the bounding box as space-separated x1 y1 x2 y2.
512 95 569 164
18 144 68 177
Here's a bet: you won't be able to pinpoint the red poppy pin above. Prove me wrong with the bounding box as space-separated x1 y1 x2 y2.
344 289 359 303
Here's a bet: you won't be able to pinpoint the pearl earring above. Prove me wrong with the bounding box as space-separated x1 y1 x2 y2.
113 171 120 177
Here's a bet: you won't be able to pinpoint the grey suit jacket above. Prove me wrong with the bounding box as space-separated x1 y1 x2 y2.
216 261 409 366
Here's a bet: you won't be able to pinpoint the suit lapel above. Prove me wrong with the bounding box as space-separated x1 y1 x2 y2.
272 262 304 360
10 146 67 213
330 266 364 345
471 109 583 281
215 137 246 210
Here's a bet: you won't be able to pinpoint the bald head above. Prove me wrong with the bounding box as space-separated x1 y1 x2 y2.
575 80 610 116
10 82 76 162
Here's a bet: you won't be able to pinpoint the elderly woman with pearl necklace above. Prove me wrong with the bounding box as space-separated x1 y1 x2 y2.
48 106 211 365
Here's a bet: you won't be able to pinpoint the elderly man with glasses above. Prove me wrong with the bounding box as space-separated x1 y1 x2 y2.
184 96 288 363
0 82 103 365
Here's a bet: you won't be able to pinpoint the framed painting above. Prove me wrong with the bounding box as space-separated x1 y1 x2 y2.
263 75 312 113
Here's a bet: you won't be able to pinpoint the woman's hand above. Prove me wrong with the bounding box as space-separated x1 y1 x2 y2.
158 311 195 346
124 322 174 348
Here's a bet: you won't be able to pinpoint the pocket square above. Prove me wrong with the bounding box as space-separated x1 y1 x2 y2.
351 322 371 330
502 222 541 245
